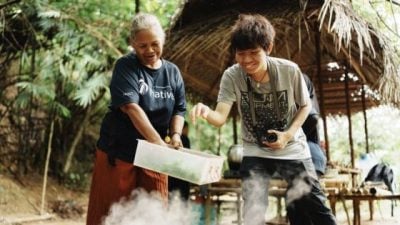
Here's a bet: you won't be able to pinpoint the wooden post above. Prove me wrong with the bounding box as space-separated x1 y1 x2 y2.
343 63 356 187
361 84 370 153
314 22 330 161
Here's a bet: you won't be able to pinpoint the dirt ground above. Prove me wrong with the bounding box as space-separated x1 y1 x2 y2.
0 173 87 225
1 172 399 225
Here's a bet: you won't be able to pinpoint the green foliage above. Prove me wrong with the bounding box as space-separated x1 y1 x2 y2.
0 0 184 176
326 106 400 163
73 74 107 108
352 0 400 60
325 106 400 189
64 171 91 191
140 0 183 27
186 102 238 157
184 102 238 172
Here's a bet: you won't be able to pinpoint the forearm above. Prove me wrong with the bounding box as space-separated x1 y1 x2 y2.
190 102 231 127
204 110 226 127
287 100 312 137
120 103 164 144
169 115 184 135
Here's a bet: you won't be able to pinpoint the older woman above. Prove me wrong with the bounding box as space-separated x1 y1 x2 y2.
86 13 186 225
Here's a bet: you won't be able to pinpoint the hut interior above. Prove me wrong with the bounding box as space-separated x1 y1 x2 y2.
164 0 400 167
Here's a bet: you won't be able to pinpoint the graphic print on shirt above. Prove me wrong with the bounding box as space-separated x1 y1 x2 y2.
151 86 175 100
136 74 176 127
240 90 288 142
138 78 175 101
138 78 149 95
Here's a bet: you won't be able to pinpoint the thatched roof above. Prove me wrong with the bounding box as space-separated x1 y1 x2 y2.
164 0 400 115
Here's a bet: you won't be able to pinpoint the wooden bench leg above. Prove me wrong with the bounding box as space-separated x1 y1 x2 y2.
353 199 360 225
369 199 374 220
328 195 336 215
205 194 212 225
277 196 282 217
237 192 243 225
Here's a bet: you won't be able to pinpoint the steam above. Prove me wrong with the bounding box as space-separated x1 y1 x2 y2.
242 173 269 222
243 171 312 222
102 189 199 225
286 173 312 204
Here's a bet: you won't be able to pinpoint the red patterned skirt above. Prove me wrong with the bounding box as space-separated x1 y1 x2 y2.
86 149 167 225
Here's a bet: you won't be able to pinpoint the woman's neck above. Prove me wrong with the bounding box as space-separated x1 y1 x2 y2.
145 59 162 69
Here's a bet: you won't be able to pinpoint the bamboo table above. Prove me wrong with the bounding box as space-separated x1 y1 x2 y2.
327 192 400 225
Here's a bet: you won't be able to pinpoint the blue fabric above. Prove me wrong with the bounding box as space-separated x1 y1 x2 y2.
308 141 326 175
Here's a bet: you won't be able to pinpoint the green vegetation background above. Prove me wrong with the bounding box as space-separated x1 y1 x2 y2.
1 0 399 191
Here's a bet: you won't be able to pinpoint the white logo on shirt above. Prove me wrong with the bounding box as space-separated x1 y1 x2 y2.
138 79 174 100
139 78 149 95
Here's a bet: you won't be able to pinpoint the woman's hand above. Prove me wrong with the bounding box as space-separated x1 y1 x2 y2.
169 132 183 149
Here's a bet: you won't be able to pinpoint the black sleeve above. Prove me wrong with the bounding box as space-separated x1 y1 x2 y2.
172 64 186 117
109 57 140 109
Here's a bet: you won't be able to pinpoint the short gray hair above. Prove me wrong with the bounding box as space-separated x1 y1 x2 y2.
130 13 165 42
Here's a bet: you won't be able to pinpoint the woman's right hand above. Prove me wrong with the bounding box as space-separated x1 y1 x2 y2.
190 102 210 124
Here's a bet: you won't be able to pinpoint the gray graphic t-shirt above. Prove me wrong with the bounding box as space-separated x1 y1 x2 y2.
217 57 311 160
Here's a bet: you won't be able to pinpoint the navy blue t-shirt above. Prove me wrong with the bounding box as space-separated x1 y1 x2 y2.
97 52 186 162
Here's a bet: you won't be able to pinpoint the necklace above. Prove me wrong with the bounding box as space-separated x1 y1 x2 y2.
253 71 267 88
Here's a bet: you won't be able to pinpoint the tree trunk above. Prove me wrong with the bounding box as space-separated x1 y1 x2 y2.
135 0 140 13
40 119 55 215
63 106 91 173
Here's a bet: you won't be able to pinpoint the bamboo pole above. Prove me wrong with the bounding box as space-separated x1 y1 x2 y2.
314 21 330 160
343 63 356 187
361 84 370 153
40 119 55 215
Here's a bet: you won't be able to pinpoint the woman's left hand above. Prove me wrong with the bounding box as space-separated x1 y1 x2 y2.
170 133 183 149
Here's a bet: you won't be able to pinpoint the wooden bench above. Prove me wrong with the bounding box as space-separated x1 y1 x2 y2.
327 192 400 225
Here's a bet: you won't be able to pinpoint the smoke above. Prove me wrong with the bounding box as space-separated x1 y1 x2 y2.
242 172 269 223
102 190 199 225
286 173 312 204
243 172 312 222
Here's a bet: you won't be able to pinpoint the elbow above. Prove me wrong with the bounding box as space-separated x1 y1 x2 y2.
120 103 139 114
306 104 312 115
211 118 227 128
214 122 224 128
304 100 312 114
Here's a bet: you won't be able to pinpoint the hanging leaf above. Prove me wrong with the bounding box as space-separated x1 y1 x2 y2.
52 101 71 118
73 74 108 107
16 81 55 100
38 10 61 19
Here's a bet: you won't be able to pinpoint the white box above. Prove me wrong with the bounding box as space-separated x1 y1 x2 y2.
134 140 224 185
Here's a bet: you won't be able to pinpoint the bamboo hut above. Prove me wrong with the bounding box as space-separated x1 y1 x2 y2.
164 0 400 168
165 0 400 113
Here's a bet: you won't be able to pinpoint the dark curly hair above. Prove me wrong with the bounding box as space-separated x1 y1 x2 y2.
230 14 276 53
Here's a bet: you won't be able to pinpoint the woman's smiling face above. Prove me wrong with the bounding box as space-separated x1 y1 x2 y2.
131 28 164 69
